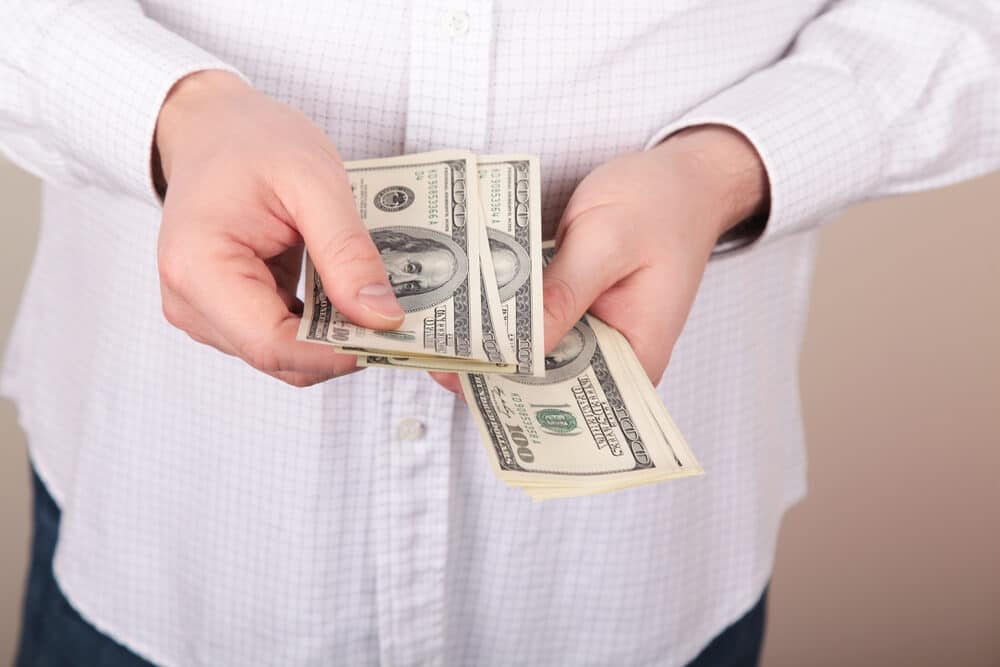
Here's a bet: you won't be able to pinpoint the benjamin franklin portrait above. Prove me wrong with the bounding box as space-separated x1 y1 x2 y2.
486 229 532 302
512 320 598 385
371 227 469 312
545 325 586 371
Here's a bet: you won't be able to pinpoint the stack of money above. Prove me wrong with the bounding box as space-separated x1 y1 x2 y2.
459 245 703 500
297 150 546 378
298 151 703 499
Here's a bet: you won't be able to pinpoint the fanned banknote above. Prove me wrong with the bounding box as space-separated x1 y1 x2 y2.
358 173 522 374
477 194 518 365
298 151 486 360
459 243 702 500
477 156 544 376
358 154 543 375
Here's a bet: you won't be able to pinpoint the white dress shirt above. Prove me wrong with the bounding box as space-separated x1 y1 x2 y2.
2 2 999 665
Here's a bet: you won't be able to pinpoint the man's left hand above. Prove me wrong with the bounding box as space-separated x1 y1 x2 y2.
432 125 768 394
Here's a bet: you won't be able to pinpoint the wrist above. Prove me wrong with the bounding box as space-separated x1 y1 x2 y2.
154 69 252 186
650 124 769 238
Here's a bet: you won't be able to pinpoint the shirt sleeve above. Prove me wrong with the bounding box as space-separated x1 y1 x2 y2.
645 1 1000 247
0 1 246 206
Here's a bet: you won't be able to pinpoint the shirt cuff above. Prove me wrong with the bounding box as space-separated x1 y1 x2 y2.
37 3 247 206
644 58 886 247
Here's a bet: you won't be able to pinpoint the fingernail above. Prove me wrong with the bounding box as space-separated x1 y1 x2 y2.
358 283 404 320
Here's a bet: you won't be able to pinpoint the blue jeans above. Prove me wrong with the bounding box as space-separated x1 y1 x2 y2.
17 469 766 666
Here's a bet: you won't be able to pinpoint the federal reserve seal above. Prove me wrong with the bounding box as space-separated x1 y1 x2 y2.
534 408 580 436
373 185 416 212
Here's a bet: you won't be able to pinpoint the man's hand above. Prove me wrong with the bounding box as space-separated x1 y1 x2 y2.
542 125 768 385
155 70 404 387
431 126 766 395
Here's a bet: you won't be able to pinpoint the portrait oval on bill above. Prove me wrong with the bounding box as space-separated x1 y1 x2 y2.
512 320 597 385
486 228 531 302
371 227 469 312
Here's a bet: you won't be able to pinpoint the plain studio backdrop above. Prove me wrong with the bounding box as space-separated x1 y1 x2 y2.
1 157 998 666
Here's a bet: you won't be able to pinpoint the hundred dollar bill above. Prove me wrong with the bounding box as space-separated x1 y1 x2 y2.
297 151 486 361
460 313 702 499
476 201 517 365
379 189 518 366
459 243 702 500
353 208 518 373
478 156 544 376
360 154 542 375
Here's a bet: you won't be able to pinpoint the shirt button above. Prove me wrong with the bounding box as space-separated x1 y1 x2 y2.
443 9 470 37
397 418 426 442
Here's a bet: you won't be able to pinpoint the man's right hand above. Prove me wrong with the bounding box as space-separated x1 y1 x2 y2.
154 70 402 387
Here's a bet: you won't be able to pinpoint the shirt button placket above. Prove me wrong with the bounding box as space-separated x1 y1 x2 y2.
377 368 457 666
396 417 427 442
387 3 492 663
406 1 494 153
443 9 471 37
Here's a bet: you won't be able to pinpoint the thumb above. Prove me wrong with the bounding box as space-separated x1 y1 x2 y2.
542 218 632 353
281 158 404 330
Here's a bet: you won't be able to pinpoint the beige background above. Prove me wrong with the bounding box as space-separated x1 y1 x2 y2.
1 158 998 666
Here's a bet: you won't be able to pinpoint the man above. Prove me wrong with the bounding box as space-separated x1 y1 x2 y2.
2 2 999 666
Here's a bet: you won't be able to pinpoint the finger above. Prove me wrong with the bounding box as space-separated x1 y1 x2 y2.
180 248 361 377
429 371 464 398
588 268 686 385
589 285 670 385
542 209 635 353
165 282 356 386
276 154 405 330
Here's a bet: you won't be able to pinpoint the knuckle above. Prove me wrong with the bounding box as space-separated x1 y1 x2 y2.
282 150 346 202
161 297 187 330
157 248 189 293
239 339 281 373
286 150 330 182
543 276 579 328
281 373 320 388
186 330 212 346
303 141 345 173
318 229 380 273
